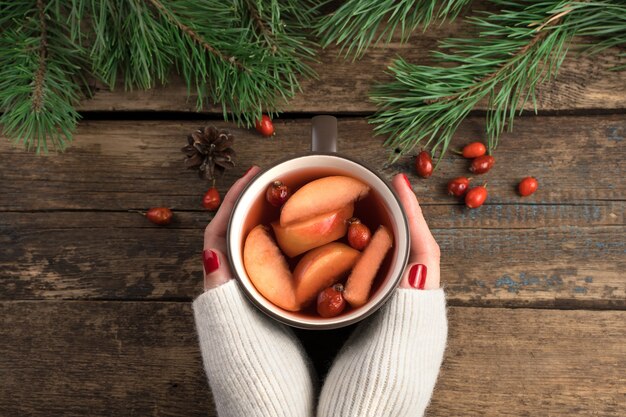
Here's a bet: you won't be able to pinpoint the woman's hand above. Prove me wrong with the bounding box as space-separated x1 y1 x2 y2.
392 174 441 290
203 169 439 291
202 166 261 291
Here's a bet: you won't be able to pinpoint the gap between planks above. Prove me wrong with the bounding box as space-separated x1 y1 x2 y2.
3 298 624 312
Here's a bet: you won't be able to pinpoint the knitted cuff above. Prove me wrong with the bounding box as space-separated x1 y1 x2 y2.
317 288 447 417
193 280 316 417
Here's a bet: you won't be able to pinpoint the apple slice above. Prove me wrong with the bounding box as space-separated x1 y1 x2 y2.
272 204 354 257
344 226 393 308
280 176 369 226
243 225 299 311
294 242 360 307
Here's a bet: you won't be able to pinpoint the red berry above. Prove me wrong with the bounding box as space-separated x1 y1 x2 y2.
317 284 346 318
146 207 173 225
415 150 433 178
518 177 538 196
266 181 291 207
202 187 221 211
469 155 495 174
347 218 372 250
255 115 274 137
462 142 487 159
447 177 470 197
465 186 488 209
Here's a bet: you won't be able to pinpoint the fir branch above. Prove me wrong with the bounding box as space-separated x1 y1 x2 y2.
370 0 626 162
0 0 86 152
32 0 48 113
86 0 318 126
244 0 274 46
146 0 245 71
317 0 472 59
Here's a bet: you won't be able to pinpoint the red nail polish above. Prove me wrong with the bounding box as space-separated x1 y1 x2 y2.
408 264 427 289
243 166 255 177
402 174 412 189
203 250 220 274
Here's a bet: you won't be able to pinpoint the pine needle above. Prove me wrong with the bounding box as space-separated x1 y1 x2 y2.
316 0 471 59
370 0 626 162
0 0 321 151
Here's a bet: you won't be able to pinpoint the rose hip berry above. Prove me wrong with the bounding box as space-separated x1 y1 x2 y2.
317 284 346 318
518 177 539 196
447 177 471 197
266 181 291 207
416 150 433 178
255 115 274 137
462 142 487 159
469 155 495 174
146 207 173 225
202 187 221 211
347 217 372 250
465 185 488 209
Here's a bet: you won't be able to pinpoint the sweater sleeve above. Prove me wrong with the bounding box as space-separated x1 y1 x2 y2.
317 289 448 417
193 280 316 417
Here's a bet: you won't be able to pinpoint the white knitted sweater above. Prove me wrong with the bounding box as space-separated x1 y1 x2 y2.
193 280 447 417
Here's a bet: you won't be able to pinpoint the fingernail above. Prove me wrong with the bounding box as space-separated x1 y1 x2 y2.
203 250 220 274
402 173 412 189
243 165 256 177
408 264 427 289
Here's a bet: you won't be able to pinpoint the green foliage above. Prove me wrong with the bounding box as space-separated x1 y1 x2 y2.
316 0 471 59
0 0 86 151
0 0 320 151
2 0 625 155
370 0 626 161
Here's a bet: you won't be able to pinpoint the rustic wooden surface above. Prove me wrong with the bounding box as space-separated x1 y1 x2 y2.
1 303 624 416
1 9 625 416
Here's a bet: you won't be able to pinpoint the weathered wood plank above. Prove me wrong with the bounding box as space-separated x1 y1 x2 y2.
1 117 624 307
1 116 624 212
76 18 626 113
1 301 624 416
0 301 212 416
1 211 623 307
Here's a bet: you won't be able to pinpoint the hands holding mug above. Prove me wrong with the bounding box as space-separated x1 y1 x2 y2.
203 169 440 294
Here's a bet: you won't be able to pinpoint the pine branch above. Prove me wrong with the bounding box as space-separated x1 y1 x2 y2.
146 0 245 71
0 0 86 152
32 0 48 113
316 0 471 59
87 0 318 125
370 0 626 162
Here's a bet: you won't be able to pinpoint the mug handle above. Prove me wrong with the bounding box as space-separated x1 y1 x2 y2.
311 115 337 153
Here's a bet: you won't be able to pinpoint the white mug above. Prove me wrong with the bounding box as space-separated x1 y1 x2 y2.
227 116 410 329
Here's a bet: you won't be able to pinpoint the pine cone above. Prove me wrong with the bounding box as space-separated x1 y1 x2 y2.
182 126 236 181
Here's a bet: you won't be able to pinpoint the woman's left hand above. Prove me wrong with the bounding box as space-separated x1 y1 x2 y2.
202 166 261 290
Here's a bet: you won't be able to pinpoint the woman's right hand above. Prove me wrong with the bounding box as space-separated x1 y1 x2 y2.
392 174 441 290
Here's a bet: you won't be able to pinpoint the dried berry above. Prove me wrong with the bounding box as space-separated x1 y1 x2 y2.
347 218 372 250
518 177 538 197
465 186 488 209
415 150 433 178
317 284 346 318
255 115 274 137
469 155 495 174
146 208 173 225
202 187 221 211
266 181 291 207
462 142 487 159
447 177 471 197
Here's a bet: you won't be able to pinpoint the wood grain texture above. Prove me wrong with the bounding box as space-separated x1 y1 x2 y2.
1 211 624 308
1 116 624 211
1 117 624 307
76 23 626 114
1 301 624 416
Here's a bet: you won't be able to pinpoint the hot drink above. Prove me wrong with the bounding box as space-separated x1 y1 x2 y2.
241 166 395 319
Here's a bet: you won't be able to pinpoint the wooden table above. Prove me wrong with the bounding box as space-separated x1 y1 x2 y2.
1 19 625 416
